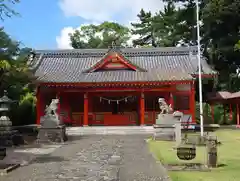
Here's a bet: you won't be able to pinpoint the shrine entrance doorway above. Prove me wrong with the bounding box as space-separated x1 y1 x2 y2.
92 95 139 126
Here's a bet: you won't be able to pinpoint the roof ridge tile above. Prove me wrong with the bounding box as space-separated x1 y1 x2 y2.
34 46 198 57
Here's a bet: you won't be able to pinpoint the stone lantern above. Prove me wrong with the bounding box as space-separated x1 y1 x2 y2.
0 90 16 147
0 90 13 128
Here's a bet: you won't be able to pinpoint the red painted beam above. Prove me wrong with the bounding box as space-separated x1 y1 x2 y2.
62 87 176 92
40 80 193 87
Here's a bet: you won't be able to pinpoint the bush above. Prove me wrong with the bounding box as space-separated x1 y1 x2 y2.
195 102 235 125
11 92 36 126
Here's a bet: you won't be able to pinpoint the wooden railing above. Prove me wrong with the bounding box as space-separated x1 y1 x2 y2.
70 110 192 126
71 112 137 126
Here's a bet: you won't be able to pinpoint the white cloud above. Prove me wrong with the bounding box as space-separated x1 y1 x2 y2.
59 0 165 25
57 0 166 49
56 27 75 49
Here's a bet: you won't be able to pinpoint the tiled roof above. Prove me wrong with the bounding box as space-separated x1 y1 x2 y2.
207 91 232 101
207 91 240 102
28 46 216 83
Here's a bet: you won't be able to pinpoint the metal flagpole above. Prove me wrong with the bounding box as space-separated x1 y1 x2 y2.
196 0 204 136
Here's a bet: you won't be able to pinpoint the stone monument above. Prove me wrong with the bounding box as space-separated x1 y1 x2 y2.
153 98 183 141
206 135 218 168
37 98 67 144
173 111 183 146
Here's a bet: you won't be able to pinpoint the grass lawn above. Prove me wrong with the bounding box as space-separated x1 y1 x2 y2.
148 130 240 181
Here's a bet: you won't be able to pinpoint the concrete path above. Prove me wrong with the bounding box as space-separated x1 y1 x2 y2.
1 135 170 181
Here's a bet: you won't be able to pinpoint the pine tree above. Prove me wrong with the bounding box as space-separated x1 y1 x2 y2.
131 9 157 47
131 3 180 47
154 2 181 46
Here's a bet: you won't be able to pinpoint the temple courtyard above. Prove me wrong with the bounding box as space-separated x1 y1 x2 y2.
0 128 239 181
0 134 170 181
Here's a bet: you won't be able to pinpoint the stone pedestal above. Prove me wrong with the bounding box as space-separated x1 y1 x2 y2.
37 125 67 144
156 114 175 125
153 124 175 141
36 114 67 144
153 113 183 141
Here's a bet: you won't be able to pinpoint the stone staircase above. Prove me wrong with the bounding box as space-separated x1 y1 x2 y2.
66 126 155 136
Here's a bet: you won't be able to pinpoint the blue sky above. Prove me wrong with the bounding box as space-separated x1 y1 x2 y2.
2 0 84 49
2 0 164 49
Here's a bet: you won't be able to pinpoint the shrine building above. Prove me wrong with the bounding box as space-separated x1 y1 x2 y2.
28 46 216 126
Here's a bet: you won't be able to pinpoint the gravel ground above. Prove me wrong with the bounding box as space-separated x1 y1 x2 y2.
0 135 170 181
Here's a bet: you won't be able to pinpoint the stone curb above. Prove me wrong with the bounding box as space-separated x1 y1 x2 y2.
144 139 172 181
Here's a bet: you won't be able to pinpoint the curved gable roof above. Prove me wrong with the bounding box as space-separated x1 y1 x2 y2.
28 46 216 83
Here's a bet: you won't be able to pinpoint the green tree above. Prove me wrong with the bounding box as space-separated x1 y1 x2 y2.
202 0 240 91
154 2 181 46
162 0 205 45
0 29 35 125
70 22 131 49
1 0 36 125
131 9 157 47
162 0 240 92
0 28 32 97
131 2 181 47
0 0 20 20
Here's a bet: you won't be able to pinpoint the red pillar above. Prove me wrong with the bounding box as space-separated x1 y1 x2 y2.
237 104 240 127
36 86 41 125
83 93 89 126
190 82 196 123
140 92 145 126
229 104 233 121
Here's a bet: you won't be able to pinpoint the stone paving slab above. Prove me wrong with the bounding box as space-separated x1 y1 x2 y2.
2 144 62 166
0 135 170 181
66 126 155 136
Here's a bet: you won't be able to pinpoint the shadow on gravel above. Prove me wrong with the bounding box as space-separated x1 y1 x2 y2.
66 135 94 142
33 155 68 163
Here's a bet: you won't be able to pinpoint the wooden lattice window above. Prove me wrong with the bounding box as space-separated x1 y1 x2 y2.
174 95 190 110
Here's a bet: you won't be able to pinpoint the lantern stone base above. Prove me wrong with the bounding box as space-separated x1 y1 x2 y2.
0 130 22 147
36 125 67 144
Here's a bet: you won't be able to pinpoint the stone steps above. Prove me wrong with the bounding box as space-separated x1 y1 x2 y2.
66 126 155 135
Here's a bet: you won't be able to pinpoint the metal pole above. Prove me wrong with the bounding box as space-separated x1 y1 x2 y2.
196 0 204 136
